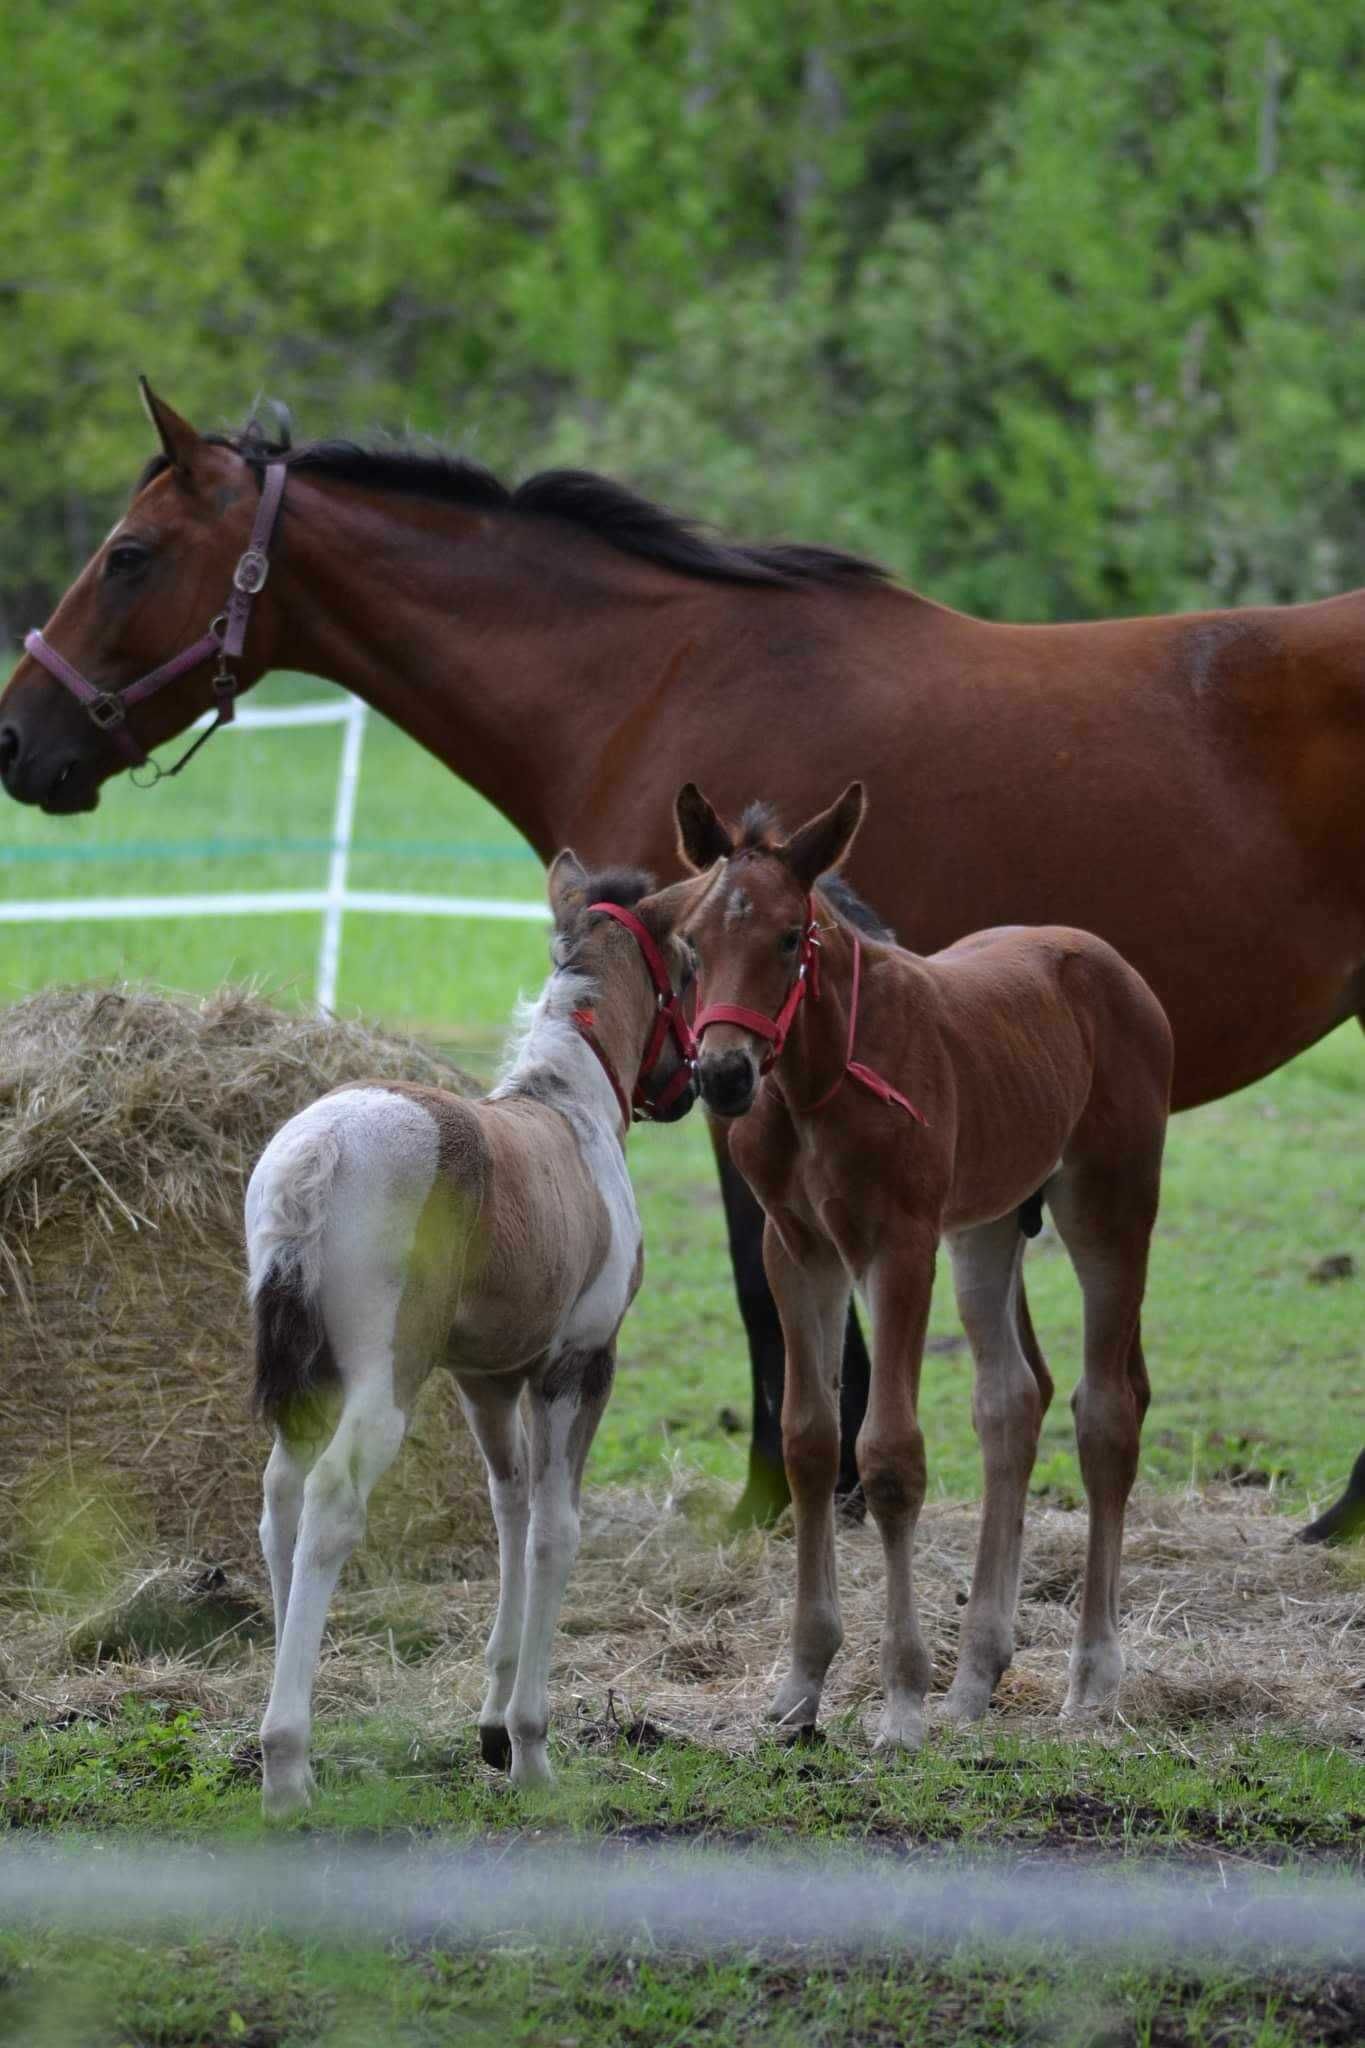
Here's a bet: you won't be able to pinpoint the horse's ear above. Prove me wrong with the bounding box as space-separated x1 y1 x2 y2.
634 875 694 940
138 377 205 485
675 783 733 871
782 782 866 889
547 848 589 928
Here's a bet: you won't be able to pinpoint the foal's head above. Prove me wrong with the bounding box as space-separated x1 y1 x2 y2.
672 781 866 1118
547 852 699 1123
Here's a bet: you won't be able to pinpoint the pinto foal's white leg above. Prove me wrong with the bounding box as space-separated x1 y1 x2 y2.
504 1351 614 1788
939 1217 1047 1723
456 1373 530 1772
260 1431 317 1641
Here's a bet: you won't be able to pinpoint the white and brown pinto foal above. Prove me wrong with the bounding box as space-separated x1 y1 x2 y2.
245 856 695 1816
656 782 1172 1749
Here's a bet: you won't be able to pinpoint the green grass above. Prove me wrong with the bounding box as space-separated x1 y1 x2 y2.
1 1708 1361 2047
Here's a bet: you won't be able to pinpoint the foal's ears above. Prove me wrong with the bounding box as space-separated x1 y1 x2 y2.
782 782 866 889
547 848 590 927
139 377 206 487
675 783 734 871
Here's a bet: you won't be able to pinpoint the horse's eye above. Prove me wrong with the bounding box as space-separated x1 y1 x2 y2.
104 541 150 579
779 928 803 957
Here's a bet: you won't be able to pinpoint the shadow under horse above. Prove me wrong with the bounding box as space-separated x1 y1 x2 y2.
2 383 1362 1540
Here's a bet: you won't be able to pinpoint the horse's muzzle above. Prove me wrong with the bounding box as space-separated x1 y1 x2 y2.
698 1048 759 1119
0 725 100 812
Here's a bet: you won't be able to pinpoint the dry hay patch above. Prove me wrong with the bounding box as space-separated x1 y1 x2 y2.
0 984 492 1586
6 1481 1360 1754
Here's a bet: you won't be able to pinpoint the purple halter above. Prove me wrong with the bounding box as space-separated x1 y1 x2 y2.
22 460 288 783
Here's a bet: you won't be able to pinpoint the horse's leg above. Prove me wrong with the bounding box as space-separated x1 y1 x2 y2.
259 1311 408 1819
456 1372 530 1772
939 1217 1048 1722
763 1222 851 1735
858 1223 937 1751
1047 1159 1156 1717
259 1427 323 1642
505 1347 615 1787
712 1132 869 1526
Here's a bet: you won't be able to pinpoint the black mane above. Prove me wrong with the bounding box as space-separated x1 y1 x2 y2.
135 423 891 591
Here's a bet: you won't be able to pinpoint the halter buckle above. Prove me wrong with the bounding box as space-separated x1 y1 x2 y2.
87 692 127 730
233 547 270 596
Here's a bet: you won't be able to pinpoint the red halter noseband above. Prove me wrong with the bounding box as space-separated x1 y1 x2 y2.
570 901 697 1128
23 460 288 784
694 897 927 1124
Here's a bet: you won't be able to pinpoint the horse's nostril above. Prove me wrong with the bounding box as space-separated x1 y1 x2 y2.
0 725 19 776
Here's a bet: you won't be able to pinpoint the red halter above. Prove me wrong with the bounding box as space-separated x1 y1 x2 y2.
23 460 288 784
695 899 927 1125
570 901 697 1128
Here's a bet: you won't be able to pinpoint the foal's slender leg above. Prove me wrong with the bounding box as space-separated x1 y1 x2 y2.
1048 1161 1157 1717
940 1218 1047 1722
764 1222 851 1735
858 1224 937 1751
456 1373 530 1771
259 1335 408 1819
505 1347 615 1787
259 1427 324 1642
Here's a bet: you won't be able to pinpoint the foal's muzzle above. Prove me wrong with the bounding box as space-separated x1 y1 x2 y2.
699 1047 759 1119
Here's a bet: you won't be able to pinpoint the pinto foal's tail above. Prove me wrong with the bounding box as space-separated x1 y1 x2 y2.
245 1116 343 1427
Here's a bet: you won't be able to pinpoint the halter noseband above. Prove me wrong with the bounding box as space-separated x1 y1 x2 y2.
693 899 823 1075
23 460 288 785
570 901 697 1129
694 895 927 1124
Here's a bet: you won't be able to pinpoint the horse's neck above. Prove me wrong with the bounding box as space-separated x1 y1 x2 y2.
490 973 640 1151
272 483 697 859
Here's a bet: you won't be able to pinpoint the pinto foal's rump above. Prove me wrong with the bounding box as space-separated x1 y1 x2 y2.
244 857 696 1817
656 783 1173 1748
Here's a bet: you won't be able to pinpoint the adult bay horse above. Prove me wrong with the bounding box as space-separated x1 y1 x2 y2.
2 384 1362 1540
655 782 1172 1740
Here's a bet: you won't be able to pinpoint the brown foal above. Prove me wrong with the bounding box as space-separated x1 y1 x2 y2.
655 783 1173 1745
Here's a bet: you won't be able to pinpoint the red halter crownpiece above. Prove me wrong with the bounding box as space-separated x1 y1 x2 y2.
23 460 288 782
570 900 697 1127
695 897 927 1126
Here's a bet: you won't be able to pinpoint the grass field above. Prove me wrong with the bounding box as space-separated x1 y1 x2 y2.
3 670 1363 2046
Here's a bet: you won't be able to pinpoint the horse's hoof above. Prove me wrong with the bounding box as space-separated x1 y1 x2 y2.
871 1701 925 1752
480 1723 513 1772
728 1472 790 1532
935 1679 992 1726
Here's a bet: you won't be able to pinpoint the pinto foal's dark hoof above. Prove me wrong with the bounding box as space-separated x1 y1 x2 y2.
479 1723 513 1772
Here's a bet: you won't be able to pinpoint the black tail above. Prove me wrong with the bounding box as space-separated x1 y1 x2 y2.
252 1265 339 1428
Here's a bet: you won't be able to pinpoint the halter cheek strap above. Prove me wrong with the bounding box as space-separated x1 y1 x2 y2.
694 899 927 1125
23 460 288 781
570 900 698 1128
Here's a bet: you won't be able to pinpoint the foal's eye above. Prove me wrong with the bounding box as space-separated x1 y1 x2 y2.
104 541 150 579
778 928 803 957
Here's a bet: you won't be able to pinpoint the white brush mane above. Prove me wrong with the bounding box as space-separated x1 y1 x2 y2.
489 968 623 1134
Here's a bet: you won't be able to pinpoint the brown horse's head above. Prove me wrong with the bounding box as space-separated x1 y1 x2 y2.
0 383 278 813
671 780 866 1118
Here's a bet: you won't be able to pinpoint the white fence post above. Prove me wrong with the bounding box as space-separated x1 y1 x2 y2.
315 695 367 1013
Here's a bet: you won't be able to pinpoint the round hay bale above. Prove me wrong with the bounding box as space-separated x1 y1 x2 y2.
0 985 493 1585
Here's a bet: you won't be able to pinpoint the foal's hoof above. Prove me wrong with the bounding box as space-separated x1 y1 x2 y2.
479 1723 513 1772
935 1675 994 1726
261 1768 314 1822
871 1700 925 1753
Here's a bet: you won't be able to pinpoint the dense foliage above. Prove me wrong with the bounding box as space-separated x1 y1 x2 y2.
2 0 1362 632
